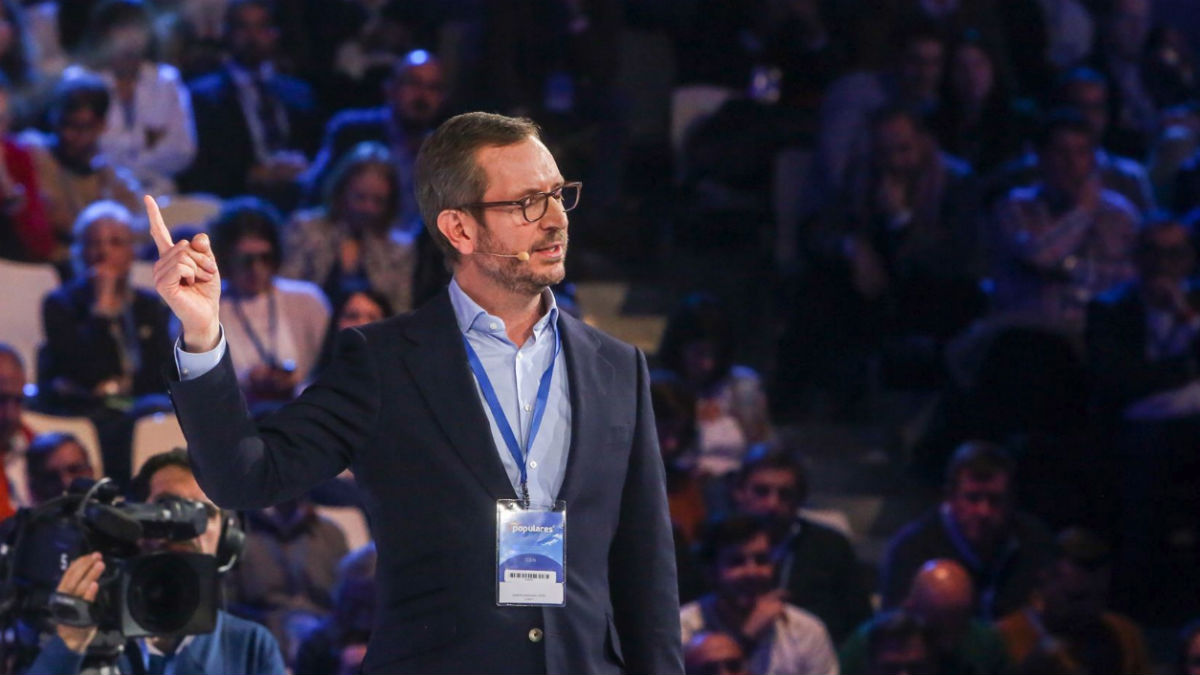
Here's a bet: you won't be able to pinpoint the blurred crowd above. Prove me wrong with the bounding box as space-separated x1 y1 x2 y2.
0 0 1199 673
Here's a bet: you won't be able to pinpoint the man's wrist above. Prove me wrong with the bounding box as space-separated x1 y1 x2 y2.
182 325 221 353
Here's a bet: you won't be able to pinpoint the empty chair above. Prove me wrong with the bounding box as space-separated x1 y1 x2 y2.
130 411 186 476
153 193 222 232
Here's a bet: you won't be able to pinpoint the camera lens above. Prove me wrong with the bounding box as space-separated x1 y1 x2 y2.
125 555 202 634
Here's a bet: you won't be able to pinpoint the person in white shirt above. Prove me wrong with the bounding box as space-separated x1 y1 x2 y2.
680 515 839 675
70 0 197 194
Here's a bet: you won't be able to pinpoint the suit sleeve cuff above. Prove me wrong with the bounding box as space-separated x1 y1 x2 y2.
174 326 227 381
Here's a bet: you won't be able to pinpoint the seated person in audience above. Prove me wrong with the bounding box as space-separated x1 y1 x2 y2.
69 0 197 195
229 495 348 666
294 542 376 675
880 441 1055 619
0 77 53 263
658 293 771 479
731 443 871 644
991 108 1140 328
0 343 32 513
304 49 447 228
27 448 286 674
824 104 983 363
24 431 94 504
19 74 141 252
841 559 1009 675
996 528 1148 675
651 370 704 543
1087 217 1200 421
1180 618 1200 675
985 68 1156 214
208 197 331 405
683 631 750 675
680 515 838 675
859 610 939 675
181 0 319 209
39 200 172 414
311 288 393 382
281 142 418 313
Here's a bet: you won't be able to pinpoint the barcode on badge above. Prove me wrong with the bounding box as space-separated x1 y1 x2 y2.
506 571 554 581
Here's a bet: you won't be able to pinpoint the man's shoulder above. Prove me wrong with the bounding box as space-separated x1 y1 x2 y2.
559 311 638 360
884 509 952 560
780 603 830 635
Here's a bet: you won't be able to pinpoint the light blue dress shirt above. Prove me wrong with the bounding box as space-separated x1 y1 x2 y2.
175 280 572 507
448 279 571 508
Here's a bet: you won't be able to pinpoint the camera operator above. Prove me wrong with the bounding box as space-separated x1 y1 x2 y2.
26 449 285 675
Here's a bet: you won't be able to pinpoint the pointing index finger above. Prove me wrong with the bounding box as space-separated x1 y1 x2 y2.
144 195 173 256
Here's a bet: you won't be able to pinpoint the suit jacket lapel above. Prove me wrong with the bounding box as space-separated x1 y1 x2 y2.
399 291 517 500
556 314 613 502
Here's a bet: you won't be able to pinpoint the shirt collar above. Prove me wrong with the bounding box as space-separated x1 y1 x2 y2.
448 278 559 343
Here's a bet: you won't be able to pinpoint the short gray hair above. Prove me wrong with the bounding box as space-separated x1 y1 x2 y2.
413 112 540 264
71 199 135 272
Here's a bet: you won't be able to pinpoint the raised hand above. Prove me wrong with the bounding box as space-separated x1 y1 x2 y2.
146 195 222 351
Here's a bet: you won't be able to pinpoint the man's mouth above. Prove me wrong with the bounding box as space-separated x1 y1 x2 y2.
532 240 567 258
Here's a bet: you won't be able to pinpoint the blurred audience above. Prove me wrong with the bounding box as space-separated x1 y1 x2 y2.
24 430 93 505
282 141 417 313
842 559 1009 675
293 542 376 675
181 0 319 208
304 48 445 229
990 108 1140 328
0 75 51 262
20 74 141 252
209 196 330 405
0 343 29 514
880 441 1054 619
683 630 750 675
680 515 838 675
657 293 771 479
731 443 871 644
859 609 939 675
71 0 196 195
229 496 348 666
996 527 1148 674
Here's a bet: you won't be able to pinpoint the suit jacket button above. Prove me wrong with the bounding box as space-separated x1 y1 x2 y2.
528 627 544 643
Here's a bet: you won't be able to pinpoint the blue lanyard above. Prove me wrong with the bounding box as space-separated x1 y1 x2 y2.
462 324 561 504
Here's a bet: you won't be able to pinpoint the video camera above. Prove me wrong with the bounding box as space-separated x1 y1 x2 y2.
0 478 226 641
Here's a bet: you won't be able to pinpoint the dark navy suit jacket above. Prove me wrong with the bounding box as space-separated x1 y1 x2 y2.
168 290 683 674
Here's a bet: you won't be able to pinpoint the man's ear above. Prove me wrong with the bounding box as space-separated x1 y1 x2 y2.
437 209 478 258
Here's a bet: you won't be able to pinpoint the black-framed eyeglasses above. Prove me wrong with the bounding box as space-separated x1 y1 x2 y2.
460 182 582 223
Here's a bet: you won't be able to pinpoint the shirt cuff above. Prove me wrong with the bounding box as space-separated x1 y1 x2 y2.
174 326 226 381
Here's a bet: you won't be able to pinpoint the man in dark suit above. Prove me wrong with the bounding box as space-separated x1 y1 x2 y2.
180 0 319 207
145 111 683 674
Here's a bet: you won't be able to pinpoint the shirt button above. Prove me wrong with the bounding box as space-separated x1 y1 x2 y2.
529 460 538 469
524 403 533 412
528 627 543 643
516 352 523 360
489 322 499 331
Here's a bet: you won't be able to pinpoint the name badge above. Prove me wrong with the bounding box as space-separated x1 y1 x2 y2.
497 499 566 606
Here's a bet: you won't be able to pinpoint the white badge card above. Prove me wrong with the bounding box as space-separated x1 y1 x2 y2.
496 499 566 606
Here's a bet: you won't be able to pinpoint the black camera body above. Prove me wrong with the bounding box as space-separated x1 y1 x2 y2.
0 479 223 639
